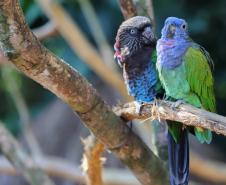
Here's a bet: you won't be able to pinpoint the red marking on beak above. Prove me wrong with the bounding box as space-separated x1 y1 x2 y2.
114 42 125 67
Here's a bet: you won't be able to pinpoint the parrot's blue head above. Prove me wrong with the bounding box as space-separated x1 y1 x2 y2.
161 17 189 40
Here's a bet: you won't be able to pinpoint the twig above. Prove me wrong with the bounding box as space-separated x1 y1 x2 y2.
190 152 226 183
118 0 137 19
145 0 155 23
0 153 225 184
0 1 168 184
0 123 55 185
32 21 58 41
77 0 117 71
114 101 226 136
81 135 105 185
1 66 42 157
35 0 130 100
132 0 155 25
0 156 142 185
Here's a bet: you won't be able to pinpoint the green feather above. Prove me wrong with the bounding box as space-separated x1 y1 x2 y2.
168 121 183 143
151 50 164 94
183 44 216 143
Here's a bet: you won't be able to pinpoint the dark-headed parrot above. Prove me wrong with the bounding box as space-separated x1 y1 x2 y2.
114 16 162 106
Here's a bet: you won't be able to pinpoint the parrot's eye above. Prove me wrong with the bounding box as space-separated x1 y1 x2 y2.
181 23 187 30
130 28 138 35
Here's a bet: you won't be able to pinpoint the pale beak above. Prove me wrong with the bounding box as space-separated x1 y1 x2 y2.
142 27 156 45
142 27 154 40
169 25 176 34
166 25 176 38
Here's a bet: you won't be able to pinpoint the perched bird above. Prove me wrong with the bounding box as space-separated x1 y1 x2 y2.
114 16 169 159
114 16 163 110
157 17 216 185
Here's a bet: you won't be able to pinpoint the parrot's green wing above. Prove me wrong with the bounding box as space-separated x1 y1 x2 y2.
151 50 163 94
184 45 216 112
151 49 157 64
184 44 216 143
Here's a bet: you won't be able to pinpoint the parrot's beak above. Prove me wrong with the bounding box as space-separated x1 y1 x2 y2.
167 25 176 38
142 26 156 45
143 27 153 38
169 25 176 34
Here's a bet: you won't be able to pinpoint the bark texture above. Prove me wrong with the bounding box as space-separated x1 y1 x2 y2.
118 0 137 19
0 123 55 185
0 1 168 185
115 101 226 136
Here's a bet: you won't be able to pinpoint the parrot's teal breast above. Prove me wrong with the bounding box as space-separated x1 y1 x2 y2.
157 61 189 99
157 58 202 107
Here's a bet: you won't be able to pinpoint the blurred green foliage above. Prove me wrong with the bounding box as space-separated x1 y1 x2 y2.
0 0 225 145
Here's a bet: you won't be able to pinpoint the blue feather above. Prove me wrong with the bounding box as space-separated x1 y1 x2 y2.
124 60 158 103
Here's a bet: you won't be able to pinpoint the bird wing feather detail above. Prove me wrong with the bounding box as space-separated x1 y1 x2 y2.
184 45 216 112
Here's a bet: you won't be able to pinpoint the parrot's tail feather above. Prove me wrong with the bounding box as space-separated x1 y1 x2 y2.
168 130 189 185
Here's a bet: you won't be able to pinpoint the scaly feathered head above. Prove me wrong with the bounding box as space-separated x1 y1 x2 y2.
114 16 156 67
161 17 189 40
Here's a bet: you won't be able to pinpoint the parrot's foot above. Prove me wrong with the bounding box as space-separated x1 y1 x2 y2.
171 100 185 109
163 94 170 101
134 101 144 115
128 120 133 132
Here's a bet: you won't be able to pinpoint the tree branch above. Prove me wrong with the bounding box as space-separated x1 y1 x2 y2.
145 0 155 22
1 66 43 157
190 152 226 183
114 101 226 136
0 154 225 184
118 0 137 19
35 0 130 100
0 156 142 185
0 123 55 185
0 1 168 185
81 134 104 185
77 0 117 72
132 0 155 25
32 21 58 41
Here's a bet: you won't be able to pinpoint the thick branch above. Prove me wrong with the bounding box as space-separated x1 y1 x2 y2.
35 0 130 100
0 1 167 185
114 101 226 136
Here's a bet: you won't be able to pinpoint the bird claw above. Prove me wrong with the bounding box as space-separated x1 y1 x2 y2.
170 100 185 109
163 94 168 101
128 120 133 132
134 102 144 115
